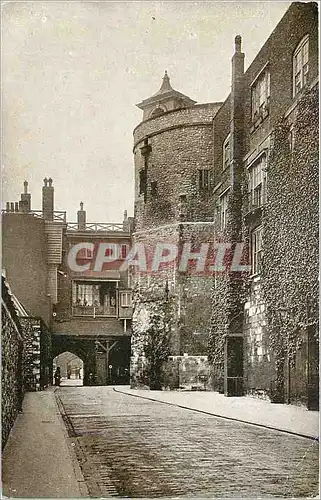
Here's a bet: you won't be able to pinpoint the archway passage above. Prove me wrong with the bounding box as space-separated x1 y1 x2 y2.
53 352 84 386
52 335 96 387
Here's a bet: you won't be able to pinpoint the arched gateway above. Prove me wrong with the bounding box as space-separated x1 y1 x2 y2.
52 334 130 386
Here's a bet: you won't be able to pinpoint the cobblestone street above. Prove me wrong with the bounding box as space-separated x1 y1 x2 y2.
56 387 319 498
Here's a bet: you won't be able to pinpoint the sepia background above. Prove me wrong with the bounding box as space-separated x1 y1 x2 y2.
2 0 291 221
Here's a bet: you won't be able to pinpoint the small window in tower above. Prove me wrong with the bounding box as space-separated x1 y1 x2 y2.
150 107 165 118
151 181 158 197
139 169 146 195
198 169 212 191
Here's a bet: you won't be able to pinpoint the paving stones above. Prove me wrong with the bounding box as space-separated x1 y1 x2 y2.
57 387 319 498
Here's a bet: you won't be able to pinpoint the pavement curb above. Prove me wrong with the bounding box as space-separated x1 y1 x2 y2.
113 387 319 442
54 389 90 498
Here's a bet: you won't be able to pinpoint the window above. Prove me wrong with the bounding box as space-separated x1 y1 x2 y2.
219 190 229 229
293 35 309 97
288 125 295 152
198 169 211 191
78 247 93 258
248 154 267 209
151 181 158 197
120 291 132 308
139 169 146 195
72 281 117 317
121 244 128 259
150 107 166 118
223 134 231 170
251 70 270 122
251 226 263 275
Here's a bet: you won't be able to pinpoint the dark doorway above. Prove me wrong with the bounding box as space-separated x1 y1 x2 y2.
224 335 244 396
95 336 130 385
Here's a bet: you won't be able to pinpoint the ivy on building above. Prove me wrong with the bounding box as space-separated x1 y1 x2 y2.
261 84 319 400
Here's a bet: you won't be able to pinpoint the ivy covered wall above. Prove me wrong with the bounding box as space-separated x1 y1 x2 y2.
261 83 319 404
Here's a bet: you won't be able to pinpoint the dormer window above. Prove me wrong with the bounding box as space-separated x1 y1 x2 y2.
223 133 231 170
293 35 309 97
251 69 270 123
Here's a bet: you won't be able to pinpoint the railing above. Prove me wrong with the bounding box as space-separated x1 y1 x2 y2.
31 210 67 222
72 305 117 318
66 222 125 232
2 209 67 222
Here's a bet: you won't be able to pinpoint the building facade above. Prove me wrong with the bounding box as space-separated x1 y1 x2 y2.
2 181 133 386
209 1 318 408
131 2 319 407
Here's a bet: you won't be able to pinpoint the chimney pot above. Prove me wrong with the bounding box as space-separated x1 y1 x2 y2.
6 202 10 212
42 177 54 220
24 180 28 194
10 202 14 212
235 35 242 53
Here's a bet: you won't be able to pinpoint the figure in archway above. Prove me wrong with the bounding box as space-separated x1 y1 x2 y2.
54 367 61 386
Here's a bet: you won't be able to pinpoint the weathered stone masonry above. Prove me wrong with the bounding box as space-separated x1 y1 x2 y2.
131 74 222 387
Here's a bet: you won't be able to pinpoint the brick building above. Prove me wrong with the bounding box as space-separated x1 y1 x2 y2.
209 1 318 408
2 181 133 386
131 1 319 407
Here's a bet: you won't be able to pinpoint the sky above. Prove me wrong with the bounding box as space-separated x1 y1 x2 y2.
2 0 292 222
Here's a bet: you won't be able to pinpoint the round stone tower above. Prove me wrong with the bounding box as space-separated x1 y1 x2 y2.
131 72 222 389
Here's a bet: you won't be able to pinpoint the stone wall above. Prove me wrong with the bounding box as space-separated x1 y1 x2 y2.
1 279 24 447
162 356 210 390
132 102 219 387
20 317 52 391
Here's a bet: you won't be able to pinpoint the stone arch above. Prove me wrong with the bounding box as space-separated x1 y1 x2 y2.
51 335 96 386
53 351 84 383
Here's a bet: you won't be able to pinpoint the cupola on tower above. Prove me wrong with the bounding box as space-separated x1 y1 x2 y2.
136 71 196 121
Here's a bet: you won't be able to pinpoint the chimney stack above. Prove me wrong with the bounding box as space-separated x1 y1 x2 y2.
123 210 129 231
19 180 31 213
230 35 245 188
42 177 54 221
77 202 86 230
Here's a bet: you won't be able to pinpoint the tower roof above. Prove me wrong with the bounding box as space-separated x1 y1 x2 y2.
136 71 196 111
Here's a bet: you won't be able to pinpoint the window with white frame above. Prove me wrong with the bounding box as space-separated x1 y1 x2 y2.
251 226 263 275
223 134 231 170
293 35 309 97
251 70 270 122
120 291 132 307
219 190 229 229
72 281 117 316
248 154 267 209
